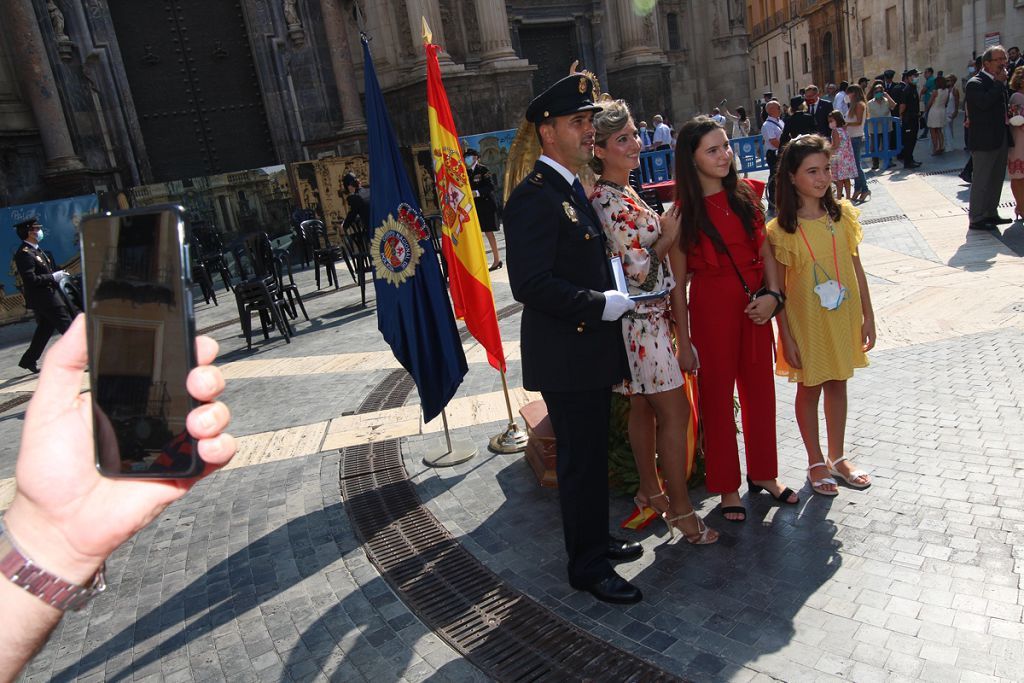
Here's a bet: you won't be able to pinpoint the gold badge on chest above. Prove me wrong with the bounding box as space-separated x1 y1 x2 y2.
562 201 578 223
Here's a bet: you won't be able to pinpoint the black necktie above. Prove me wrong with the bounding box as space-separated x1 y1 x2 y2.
572 178 589 206
810 103 815 116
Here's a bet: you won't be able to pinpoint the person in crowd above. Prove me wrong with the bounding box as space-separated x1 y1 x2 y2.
959 56 986 183
844 84 870 201
824 83 838 102
671 116 798 523
828 111 858 200
1008 46 1024 75
759 91 774 125
866 81 898 171
1006 66 1024 220
804 84 834 137
882 69 898 97
857 76 870 93
464 148 503 270
11 218 73 374
965 46 1012 230
0 315 235 680
505 74 643 605
637 120 653 150
651 114 672 150
767 135 875 496
945 74 961 147
833 81 850 117
781 96 817 148
723 105 751 139
589 99 719 545
340 172 371 236
925 74 950 154
710 107 727 128
762 100 784 212
918 67 936 140
893 68 922 168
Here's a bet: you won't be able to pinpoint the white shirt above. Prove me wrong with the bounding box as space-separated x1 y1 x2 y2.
711 114 726 127
652 122 672 147
834 91 849 117
761 116 784 150
538 154 580 188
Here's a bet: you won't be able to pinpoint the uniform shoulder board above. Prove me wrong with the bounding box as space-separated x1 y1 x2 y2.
527 172 544 186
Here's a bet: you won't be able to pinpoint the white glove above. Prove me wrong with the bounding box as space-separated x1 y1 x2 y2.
601 290 635 321
51 270 67 281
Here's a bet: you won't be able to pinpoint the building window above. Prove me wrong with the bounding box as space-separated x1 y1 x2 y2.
912 0 921 32
666 12 682 50
763 61 769 85
784 51 792 79
772 56 779 83
801 43 809 74
947 0 963 28
988 0 1005 18
862 17 872 56
885 6 897 50
751 66 757 87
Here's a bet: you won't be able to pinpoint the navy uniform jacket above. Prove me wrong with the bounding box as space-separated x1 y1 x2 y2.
13 243 64 310
505 160 629 392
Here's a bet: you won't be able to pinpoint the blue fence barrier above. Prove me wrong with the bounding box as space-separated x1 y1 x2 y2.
730 135 769 173
639 149 673 183
861 117 904 167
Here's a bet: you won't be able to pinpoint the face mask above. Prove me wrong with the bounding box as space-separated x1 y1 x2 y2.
806 95 818 104
34 229 44 241
911 77 919 85
639 127 647 134
465 156 476 166
874 92 884 99
828 122 837 129
968 66 977 74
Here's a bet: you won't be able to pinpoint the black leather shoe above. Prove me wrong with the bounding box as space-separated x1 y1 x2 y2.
570 573 643 604
606 538 643 562
904 161 922 168
987 216 1013 225
968 221 998 231
17 360 39 374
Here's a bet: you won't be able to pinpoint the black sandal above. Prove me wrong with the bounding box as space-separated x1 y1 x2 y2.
747 476 799 505
717 505 747 522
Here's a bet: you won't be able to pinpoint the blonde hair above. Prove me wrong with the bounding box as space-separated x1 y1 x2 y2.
590 98 633 175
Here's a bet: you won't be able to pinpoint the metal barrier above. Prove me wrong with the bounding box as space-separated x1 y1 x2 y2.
862 117 904 167
730 135 769 173
639 149 673 183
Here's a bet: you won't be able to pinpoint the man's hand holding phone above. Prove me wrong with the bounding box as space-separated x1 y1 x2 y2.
3 314 235 586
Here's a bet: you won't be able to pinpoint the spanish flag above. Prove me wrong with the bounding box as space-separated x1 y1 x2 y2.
424 23 506 373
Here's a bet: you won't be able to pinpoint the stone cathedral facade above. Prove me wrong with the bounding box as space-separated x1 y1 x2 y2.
1 0 751 206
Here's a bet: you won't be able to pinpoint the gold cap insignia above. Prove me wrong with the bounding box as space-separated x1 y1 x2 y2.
578 77 587 93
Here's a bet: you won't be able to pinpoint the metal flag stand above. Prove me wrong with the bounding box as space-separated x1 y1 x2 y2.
423 410 478 468
488 370 528 454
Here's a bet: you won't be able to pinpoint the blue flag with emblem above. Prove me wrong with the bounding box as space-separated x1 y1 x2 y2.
361 35 467 422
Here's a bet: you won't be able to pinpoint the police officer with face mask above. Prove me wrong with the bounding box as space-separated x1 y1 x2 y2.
11 218 72 373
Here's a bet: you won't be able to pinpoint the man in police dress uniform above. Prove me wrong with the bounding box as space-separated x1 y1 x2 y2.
11 218 72 373
504 74 643 604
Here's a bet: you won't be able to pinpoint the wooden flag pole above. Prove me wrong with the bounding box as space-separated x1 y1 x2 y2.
424 409 477 468
488 369 528 454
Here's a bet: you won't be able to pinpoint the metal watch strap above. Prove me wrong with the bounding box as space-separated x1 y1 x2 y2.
0 522 106 611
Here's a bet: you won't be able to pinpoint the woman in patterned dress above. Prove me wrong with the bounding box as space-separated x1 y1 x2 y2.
590 99 718 544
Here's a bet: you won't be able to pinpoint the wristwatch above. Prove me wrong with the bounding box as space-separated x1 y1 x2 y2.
0 521 106 611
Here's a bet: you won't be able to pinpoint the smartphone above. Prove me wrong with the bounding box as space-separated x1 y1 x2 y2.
79 205 201 478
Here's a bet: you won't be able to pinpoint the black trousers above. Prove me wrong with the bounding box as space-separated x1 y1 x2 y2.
541 388 614 584
20 305 72 366
765 150 779 208
900 118 919 163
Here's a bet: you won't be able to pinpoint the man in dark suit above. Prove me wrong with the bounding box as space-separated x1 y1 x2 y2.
780 96 817 148
965 46 1012 231
504 74 643 604
891 68 923 167
803 84 834 137
11 218 73 373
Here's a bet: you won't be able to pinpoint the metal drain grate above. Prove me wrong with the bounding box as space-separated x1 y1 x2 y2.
860 214 907 225
340 441 683 683
0 393 31 414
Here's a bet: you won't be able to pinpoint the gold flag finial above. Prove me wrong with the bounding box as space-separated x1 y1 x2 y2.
422 17 432 44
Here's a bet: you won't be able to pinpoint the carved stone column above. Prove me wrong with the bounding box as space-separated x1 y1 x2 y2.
406 0 452 66
472 0 520 66
318 0 365 134
2 0 83 173
616 1 660 60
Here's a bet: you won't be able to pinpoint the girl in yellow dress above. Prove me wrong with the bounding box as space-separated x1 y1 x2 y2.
767 135 876 496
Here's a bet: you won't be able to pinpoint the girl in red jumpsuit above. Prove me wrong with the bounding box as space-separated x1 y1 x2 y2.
668 117 798 522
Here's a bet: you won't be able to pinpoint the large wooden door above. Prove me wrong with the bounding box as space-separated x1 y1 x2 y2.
109 0 276 182
518 24 578 96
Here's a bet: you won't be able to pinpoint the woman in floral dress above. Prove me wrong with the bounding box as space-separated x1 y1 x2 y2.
590 98 718 544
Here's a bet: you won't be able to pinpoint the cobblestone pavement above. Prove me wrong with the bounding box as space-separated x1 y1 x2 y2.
1 151 1023 682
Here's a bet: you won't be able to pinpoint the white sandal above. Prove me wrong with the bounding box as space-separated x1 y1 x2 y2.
807 463 839 497
827 456 871 489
